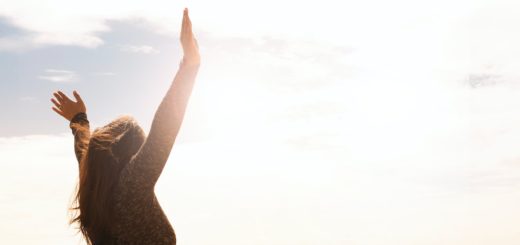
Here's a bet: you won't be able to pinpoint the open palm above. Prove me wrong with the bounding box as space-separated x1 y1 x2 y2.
51 90 87 121
180 8 200 66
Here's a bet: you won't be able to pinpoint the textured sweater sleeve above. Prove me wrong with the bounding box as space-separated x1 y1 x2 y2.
69 112 91 164
121 63 200 191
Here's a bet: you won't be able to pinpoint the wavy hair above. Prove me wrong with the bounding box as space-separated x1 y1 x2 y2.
70 116 145 244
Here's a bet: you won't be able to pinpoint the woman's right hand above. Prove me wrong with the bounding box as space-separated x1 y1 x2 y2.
51 90 87 121
180 8 200 67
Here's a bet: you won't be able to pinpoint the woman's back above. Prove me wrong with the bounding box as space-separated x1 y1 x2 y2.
52 8 200 245
112 183 176 244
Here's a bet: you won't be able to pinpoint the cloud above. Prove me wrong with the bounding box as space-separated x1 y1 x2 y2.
3 0 520 244
466 73 502 88
201 35 353 91
2 129 520 244
0 134 80 244
33 32 104 48
0 35 43 52
38 69 77 83
119 44 159 54
0 33 103 52
0 0 512 54
0 10 106 51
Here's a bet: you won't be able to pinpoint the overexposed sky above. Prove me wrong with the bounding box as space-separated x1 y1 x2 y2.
1 0 520 244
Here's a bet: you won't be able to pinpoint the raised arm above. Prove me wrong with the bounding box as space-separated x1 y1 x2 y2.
69 112 90 163
51 90 90 164
122 8 200 190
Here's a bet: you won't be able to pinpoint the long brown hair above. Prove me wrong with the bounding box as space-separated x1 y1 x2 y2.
70 116 145 244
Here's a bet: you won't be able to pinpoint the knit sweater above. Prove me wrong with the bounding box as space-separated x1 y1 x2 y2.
69 63 199 244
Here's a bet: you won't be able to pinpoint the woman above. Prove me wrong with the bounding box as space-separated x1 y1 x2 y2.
50 9 200 245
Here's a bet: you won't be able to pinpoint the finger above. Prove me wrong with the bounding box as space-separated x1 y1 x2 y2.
181 8 188 38
73 90 84 104
53 92 64 102
185 10 192 34
51 98 61 108
182 9 187 28
186 9 192 28
57 91 73 103
52 107 65 118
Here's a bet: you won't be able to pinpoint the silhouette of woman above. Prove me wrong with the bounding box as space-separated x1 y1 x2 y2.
50 8 200 245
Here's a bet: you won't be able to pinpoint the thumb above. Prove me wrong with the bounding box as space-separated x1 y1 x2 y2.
73 90 84 104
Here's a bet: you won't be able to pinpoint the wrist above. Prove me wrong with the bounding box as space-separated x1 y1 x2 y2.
70 112 88 123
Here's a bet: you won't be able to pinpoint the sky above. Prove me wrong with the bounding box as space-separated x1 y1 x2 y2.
1 0 520 244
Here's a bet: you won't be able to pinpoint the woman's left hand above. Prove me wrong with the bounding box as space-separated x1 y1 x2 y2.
51 90 87 121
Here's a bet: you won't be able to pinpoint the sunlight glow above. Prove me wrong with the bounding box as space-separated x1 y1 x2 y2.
2 0 520 244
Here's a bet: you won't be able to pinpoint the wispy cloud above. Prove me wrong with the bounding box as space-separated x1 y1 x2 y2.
466 73 502 88
119 45 159 54
202 35 353 90
38 69 77 83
